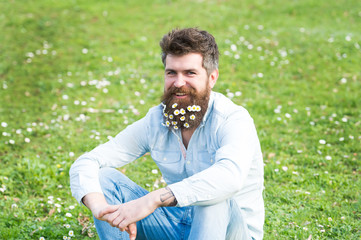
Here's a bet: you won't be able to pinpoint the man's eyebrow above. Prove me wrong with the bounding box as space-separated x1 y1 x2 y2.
165 68 199 73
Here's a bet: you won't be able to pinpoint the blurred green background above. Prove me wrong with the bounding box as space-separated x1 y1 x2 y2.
1 0 360 239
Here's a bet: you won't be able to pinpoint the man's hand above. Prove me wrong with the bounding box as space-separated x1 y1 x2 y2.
82 193 138 239
82 187 177 240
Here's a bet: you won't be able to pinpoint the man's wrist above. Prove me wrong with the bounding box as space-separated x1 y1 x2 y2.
150 187 178 208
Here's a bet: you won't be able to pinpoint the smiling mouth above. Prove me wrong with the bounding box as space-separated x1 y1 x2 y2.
175 93 187 96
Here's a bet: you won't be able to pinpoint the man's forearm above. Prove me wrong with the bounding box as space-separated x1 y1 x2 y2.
153 187 178 207
82 192 109 217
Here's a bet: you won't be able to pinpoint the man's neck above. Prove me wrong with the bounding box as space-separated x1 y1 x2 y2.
181 129 196 149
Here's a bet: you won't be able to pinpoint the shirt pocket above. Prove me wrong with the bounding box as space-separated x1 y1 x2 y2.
151 150 185 184
197 150 216 172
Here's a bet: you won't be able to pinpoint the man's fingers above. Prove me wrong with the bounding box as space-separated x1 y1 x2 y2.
126 223 137 240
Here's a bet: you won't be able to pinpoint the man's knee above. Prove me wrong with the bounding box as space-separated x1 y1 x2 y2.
193 200 230 220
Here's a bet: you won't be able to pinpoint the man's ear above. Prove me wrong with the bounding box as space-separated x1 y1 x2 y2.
208 69 219 89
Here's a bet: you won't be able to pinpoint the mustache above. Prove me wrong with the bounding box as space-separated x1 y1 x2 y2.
166 86 196 95
161 86 196 103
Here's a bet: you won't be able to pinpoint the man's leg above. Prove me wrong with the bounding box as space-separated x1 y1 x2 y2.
188 200 252 240
93 168 192 240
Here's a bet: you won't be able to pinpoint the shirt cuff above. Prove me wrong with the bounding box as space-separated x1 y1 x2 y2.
168 180 196 207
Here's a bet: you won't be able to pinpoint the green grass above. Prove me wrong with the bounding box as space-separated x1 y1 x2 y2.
1 0 360 239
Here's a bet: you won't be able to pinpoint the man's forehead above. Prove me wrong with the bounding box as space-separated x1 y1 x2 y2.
165 53 204 69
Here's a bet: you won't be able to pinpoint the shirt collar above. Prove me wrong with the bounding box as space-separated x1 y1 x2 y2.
199 91 215 127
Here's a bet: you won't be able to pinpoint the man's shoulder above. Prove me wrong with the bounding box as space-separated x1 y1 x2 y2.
144 104 163 122
211 91 251 119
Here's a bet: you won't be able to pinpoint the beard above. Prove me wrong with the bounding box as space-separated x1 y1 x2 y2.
161 84 211 130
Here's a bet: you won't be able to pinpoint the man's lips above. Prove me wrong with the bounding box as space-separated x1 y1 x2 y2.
174 93 188 98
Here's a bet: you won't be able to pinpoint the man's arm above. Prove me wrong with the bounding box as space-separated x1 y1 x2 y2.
82 187 177 239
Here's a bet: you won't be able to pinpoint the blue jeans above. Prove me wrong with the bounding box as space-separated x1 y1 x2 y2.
94 168 252 240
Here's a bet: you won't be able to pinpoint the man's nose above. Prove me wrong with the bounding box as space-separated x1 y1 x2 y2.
174 74 186 88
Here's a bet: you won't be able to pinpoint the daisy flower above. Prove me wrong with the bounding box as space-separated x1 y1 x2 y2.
174 109 180 115
195 106 201 112
187 106 192 111
180 108 186 115
169 114 174 119
180 116 186 121
173 126 179 130
192 105 197 111
190 115 196 120
184 123 190 128
164 113 168 117
172 121 177 126
172 103 178 108
165 121 170 127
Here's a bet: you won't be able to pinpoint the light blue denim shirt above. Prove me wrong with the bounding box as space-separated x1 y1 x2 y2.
70 91 264 239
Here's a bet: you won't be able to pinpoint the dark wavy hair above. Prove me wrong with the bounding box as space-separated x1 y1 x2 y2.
159 28 219 76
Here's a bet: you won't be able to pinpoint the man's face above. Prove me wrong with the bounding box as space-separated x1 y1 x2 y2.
163 53 217 100
161 53 218 130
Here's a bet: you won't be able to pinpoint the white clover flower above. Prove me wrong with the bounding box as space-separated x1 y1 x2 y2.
172 103 178 108
174 109 180 115
319 139 326 144
180 116 185 121
325 156 332 160
340 78 347 84
180 108 186 115
9 139 15 144
190 115 196 120
184 123 189 128
1 122 7 128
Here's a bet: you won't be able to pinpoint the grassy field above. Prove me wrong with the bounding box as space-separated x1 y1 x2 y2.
1 0 360 239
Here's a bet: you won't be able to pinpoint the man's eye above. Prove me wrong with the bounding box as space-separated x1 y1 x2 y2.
188 71 196 75
167 71 176 75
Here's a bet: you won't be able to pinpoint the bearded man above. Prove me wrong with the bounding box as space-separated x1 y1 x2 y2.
70 28 264 240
